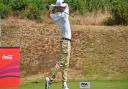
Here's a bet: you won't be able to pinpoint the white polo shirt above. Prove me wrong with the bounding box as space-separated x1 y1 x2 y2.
50 4 71 39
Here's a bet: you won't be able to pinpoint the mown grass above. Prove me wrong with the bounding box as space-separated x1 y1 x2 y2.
18 80 128 89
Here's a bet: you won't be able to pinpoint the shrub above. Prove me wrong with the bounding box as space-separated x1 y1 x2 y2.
65 0 108 14
27 3 42 20
27 0 46 20
77 0 87 14
0 0 128 25
8 0 28 16
110 0 128 25
0 3 11 18
65 0 79 13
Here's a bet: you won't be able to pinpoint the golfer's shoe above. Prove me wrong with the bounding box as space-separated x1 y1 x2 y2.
62 82 69 89
45 77 52 89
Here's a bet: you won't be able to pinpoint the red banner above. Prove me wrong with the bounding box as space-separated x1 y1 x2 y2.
0 47 20 88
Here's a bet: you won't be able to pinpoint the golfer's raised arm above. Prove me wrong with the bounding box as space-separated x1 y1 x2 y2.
47 10 53 19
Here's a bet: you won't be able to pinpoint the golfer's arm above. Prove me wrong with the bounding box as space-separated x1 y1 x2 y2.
47 10 53 19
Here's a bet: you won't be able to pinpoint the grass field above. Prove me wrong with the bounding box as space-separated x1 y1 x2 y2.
19 80 128 89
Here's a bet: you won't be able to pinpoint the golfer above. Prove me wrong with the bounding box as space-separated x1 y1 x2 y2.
45 0 71 89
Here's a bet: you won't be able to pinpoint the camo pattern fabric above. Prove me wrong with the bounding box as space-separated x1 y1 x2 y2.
49 40 71 82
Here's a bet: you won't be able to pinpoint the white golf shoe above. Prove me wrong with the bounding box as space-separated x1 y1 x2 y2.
45 77 52 89
62 82 69 89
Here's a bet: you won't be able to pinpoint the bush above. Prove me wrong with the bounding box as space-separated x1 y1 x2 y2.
0 3 11 18
65 0 108 14
9 0 28 16
110 0 128 25
27 0 46 20
65 0 78 13
27 3 41 20
0 0 128 25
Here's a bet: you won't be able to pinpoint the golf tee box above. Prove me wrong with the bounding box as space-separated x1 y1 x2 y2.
0 47 20 88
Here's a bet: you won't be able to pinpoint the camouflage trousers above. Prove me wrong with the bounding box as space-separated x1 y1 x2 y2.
49 40 71 82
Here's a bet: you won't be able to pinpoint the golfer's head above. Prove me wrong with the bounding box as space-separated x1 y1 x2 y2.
56 1 66 12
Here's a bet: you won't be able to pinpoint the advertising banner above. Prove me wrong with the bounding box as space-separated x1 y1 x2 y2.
0 47 20 88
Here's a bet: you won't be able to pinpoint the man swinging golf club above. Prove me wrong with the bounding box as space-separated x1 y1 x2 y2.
45 0 71 89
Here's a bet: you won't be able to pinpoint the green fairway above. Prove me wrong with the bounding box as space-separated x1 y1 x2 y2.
19 80 128 89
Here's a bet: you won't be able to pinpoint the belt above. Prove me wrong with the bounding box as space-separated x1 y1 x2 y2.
61 37 71 41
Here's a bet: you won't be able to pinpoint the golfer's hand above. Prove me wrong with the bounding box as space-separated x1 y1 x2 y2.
47 10 52 19
48 4 56 10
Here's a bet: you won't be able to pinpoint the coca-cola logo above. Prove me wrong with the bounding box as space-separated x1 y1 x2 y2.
2 55 13 60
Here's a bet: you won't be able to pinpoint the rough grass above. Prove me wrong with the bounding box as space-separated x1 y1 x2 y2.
70 11 111 25
1 17 128 81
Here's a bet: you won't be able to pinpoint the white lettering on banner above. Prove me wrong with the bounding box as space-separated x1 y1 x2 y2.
2 55 13 60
